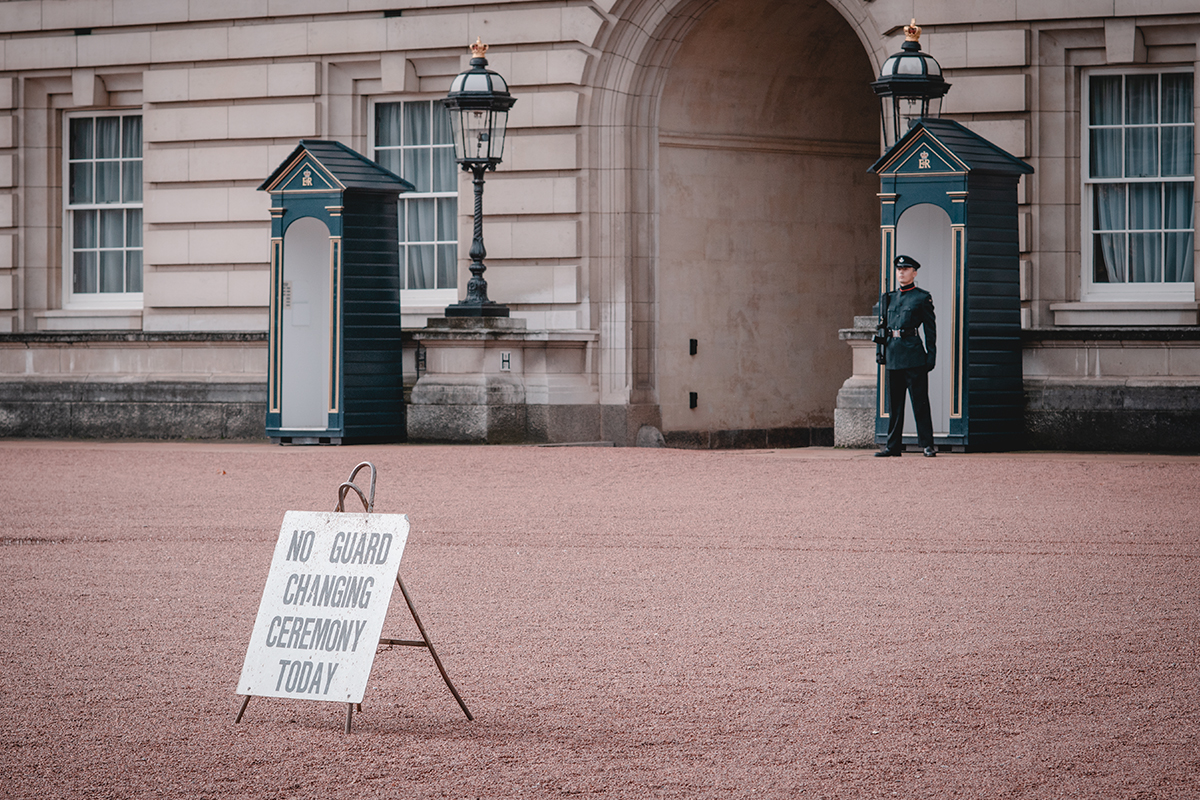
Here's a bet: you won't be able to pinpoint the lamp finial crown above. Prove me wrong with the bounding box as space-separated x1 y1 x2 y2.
470 37 488 59
904 19 921 42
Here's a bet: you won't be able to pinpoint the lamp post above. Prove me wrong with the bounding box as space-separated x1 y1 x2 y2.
870 20 951 151
441 38 517 318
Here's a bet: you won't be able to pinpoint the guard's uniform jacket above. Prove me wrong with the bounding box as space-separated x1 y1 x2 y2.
883 285 936 371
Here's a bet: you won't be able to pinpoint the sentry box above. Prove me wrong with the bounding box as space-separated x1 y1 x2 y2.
869 119 1033 452
259 140 414 444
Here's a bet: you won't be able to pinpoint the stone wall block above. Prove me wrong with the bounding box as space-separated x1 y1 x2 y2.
1167 345 1200 375
228 188 271 225
546 49 589 85
486 176 577 215
508 91 582 129
924 31 966 70
386 14 469 52
228 102 319 139
144 270 230 307
466 9 563 45
189 65 268 101
269 0 345 15
942 73 1028 114
0 154 14 188
490 219 579 260
967 28 1029 68
1016 0 1114 19
307 18 386 55
267 62 319 97
0 234 14 269
4 35 77 71
0 3 41 33
114 0 188 27
506 133 578 171
144 146 190 182
227 21 308 59
0 272 13 310
227 269 270 306
1096 346 1169 377
189 227 268 265
913 1 1018 25
144 229 190 265
150 27 229 64
71 70 108 107
43 0 114 30
144 70 189 103
0 78 14 110
144 187 229 224
1114 0 1200 14
77 31 151 67
1104 18 1146 64
493 265 579 304
191 0 270 23
187 144 273 182
380 52 417 93
561 5 605 47
0 195 14 228
145 105 229 143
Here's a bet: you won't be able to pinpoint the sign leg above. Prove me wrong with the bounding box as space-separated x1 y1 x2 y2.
235 695 252 723
397 577 474 721
345 703 353 733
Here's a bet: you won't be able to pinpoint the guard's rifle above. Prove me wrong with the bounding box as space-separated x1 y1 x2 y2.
872 288 891 365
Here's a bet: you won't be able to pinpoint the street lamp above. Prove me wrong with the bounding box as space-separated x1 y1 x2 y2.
870 20 951 151
441 38 517 318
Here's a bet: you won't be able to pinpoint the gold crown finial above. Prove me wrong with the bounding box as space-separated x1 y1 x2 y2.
470 37 488 58
904 19 921 42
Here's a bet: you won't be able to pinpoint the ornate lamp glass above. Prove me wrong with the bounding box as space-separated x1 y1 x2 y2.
441 38 518 318
870 20 951 151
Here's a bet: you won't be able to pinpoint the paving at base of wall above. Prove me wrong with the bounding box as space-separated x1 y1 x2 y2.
1 442 1197 799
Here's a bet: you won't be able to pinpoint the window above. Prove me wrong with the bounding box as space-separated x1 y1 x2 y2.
1084 71 1194 299
65 113 143 305
373 100 458 298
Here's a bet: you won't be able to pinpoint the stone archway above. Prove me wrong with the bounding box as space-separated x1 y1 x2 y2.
654 0 880 444
585 0 884 445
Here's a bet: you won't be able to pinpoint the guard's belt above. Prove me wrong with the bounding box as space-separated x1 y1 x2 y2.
890 327 919 338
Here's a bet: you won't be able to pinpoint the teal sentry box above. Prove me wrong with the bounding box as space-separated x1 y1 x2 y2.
869 119 1033 452
260 141 415 444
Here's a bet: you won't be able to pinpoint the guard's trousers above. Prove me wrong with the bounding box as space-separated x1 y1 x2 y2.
885 366 934 452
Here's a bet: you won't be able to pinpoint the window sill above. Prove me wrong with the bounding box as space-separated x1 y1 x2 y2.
35 309 143 332
1050 302 1198 327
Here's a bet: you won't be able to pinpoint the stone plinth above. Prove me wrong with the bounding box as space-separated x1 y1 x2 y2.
408 317 600 444
834 315 878 448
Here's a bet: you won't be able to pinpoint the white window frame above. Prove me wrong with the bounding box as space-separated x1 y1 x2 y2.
369 97 460 311
1081 67 1196 303
62 110 144 310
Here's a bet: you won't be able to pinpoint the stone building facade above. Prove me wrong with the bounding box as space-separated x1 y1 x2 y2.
0 0 1197 449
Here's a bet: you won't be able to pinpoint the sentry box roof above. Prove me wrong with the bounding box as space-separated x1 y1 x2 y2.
260 139 416 195
869 118 1034 178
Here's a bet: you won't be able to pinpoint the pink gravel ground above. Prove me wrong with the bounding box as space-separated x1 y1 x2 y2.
0 440 1198 799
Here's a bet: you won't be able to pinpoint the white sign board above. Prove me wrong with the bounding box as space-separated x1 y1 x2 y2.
237 510 409 704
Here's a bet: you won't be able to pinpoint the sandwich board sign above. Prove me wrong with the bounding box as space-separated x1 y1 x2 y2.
237 510 409 705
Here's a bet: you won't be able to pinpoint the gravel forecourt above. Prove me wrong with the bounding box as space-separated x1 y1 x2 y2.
1 441 1197 799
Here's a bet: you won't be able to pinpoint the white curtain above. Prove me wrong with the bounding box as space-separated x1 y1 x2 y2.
405 198 436 289
1091 73 1194 284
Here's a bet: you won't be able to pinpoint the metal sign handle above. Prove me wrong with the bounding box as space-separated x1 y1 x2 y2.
332 461 473 731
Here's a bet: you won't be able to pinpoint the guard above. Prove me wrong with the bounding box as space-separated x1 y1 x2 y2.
874 254 937 457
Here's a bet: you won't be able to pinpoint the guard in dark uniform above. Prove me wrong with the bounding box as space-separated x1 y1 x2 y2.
875 254 937 457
